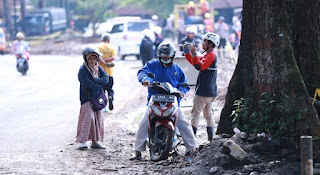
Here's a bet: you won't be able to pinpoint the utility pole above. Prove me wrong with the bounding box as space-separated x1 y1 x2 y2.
39 0 45 9
20 0 26 32
13 0 17 35
3 0 12 39
65 0 69 29
20 0 25 19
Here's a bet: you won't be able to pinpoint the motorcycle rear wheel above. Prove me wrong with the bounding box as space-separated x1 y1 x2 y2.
150 126 173 161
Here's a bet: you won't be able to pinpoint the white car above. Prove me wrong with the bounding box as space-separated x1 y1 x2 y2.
109 19 154 60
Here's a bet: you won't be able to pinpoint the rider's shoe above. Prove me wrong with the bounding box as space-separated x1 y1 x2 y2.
129 151 142 161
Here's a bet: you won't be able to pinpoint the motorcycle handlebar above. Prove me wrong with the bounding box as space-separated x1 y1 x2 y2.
144 81 184 98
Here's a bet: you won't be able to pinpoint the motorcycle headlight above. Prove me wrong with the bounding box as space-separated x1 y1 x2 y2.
151 105 162 116
163 106 174 117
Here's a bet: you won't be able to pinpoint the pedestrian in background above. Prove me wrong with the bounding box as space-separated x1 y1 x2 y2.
200 0 210 18
152 26 163 59
163 14 175 41
140 29 155 66
179 26 201 55
178 13 185 45
203 13 214 33
97 33 116 111
215 16 229 58
76 45 109 150
152 15 160 26
187 1 196 16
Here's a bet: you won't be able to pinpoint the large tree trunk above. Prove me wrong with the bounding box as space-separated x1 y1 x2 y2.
293 1 320 96
216 0 320 140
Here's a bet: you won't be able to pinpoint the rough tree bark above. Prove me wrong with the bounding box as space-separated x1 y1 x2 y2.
216 0 320 139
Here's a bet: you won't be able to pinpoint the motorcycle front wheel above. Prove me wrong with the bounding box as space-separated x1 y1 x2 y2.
150 125 173 161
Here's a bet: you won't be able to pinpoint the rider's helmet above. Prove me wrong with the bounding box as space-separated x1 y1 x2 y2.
142 29 155 41
185 26 197 34
205 12 211 19
157 41 176 66
188 1 195 7
152 26 162 36
16 32 24 40
101 33 110 42
82 44 101 62
203 32 220 47
219 16 225 22
152 15 158 21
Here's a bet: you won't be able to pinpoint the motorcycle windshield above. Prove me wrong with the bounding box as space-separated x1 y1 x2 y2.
163 82 180 94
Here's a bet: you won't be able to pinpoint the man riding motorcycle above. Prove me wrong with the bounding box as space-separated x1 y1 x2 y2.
11 32 30 75
130 41 197 160
12 32 30 61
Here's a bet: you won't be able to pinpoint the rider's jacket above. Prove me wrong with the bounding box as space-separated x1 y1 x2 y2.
12 40 29 55
137 59 190 107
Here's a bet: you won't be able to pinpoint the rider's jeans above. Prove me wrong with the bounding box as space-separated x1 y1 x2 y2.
191 95 216 128
134 108 197 152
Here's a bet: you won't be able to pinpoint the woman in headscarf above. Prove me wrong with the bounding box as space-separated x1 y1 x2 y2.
76 44 109 150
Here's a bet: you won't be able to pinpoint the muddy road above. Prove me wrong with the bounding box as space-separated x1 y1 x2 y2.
0 44 232 174
2 36 318 174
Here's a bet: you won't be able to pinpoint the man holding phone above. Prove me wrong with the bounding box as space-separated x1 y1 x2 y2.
183 32 220 141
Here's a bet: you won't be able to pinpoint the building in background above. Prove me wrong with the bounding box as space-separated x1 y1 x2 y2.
210 0 242 24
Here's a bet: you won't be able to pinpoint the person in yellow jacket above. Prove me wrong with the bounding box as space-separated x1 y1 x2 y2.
97 33 116 111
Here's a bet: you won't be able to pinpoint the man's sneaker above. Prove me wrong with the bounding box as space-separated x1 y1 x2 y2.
129 151 142 161
90 142 106 149
108 96 114 110
79 142 88 150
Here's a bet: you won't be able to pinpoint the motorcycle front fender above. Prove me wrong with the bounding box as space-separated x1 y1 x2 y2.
155 120 174 131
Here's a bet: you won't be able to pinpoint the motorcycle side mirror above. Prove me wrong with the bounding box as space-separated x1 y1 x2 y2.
180 83 189 88
147 72 155 79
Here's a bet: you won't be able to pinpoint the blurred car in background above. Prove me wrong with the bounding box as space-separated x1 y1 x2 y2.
0 27 6 54
109 18 154 60
23 7 67 36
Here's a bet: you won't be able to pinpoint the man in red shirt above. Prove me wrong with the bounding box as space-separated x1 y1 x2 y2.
183 32 220 141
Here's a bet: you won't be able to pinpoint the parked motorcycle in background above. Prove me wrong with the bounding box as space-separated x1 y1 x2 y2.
145 72 187 161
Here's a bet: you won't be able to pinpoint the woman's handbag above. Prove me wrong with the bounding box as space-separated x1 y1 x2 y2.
81 85 107 111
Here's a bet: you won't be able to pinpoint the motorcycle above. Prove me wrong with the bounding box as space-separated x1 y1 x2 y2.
16 53 29 75
145 72 188 161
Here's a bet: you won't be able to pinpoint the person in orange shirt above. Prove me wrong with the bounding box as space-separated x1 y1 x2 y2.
97 33 117 111
203 12 214 33
200 0 210 18
187 1 195 16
